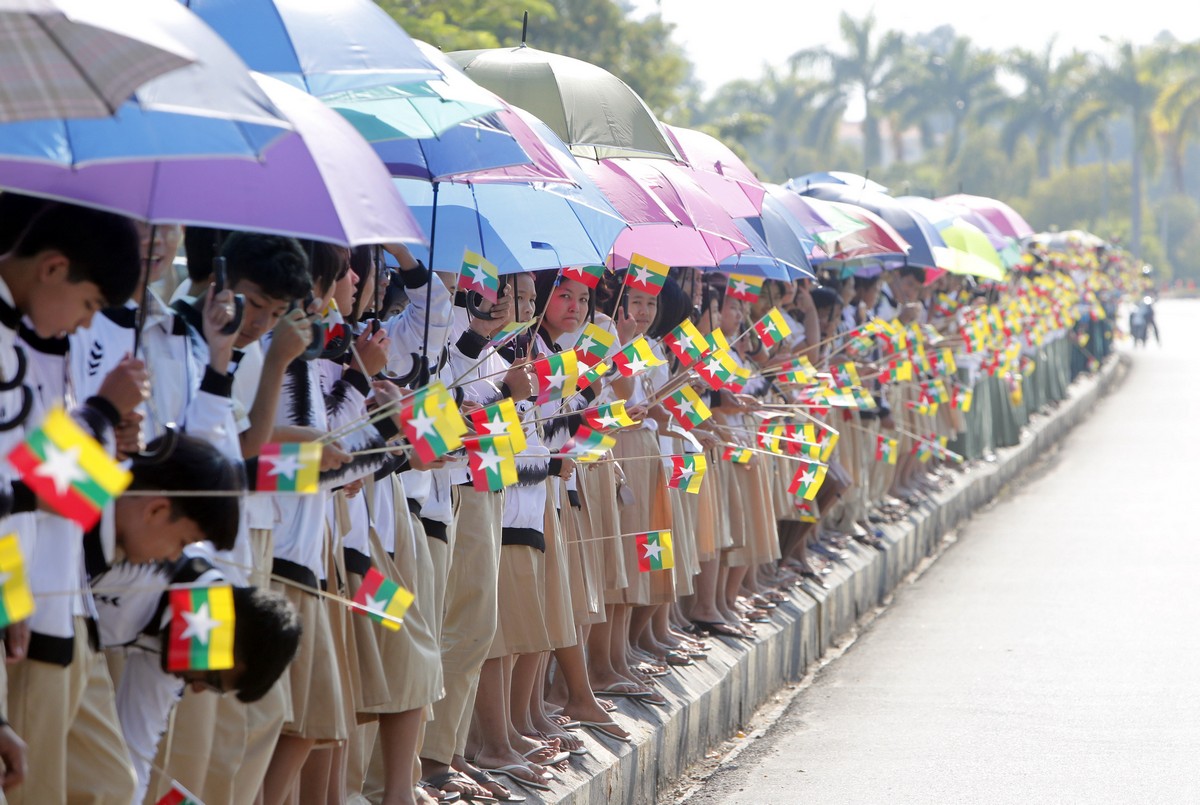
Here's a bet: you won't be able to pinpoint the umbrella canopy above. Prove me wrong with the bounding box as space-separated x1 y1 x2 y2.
899 196 1019 274
788 170 888 195
582 158 749 267
0 0 295 165
666 125 764 218
937 193 1034 240
723 218 814 280
799 195 910 266
799 184 944 269
393 175 626 275
0 0 196 123
936 219 1007 281
449 45 679 161
184 0 440 95
362 113 533 183
0 74 425 246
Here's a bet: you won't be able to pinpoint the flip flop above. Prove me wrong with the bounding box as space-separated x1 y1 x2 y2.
478 765 552 792
463 769 526 803
577 720 632 743
424 771 496 804
522 746 569 766
691 619 752 640
594 684 653 699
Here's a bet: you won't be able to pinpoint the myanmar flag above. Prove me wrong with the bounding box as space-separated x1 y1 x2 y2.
884 359 914 383
561 425 616 462
399 382 468 463
352 567 413 631
8 407 132 530
794 499 819 523
695 348 736 391
906 399 938 416
255 442 321 493
662 319 706 367
954 387 974 413
635 530 674 572
752 307 792 348
818 428 840 463
612 337 665 378
460 248 500 302
166 586 235 672
725 274 764 303
155 782 203 805
666 454 706 494
465 435 518 492
832 361 860 389
577 361 610 391
624 253 669 296
725 364 753 394
705 329 730 355
583 401 637 431
563 264 606 289
321 299 346 346
723 446 752 464
533 350 579 404
788 461 828 501
913 440 935 463
875 435 898 465
0 534 33 628
469 398 528 453
664 386 712 431
488 319 535 350
574 323 615 367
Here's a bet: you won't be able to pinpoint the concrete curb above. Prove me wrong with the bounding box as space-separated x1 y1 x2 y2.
536 355 1127 805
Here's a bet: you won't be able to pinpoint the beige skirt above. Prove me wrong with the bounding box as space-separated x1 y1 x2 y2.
612 428 673 606
725 455 779 567
580 460 627 602
273 579 351 743
542 493 578 649
559 483 603 624
667 487 698 597
694 445 724 561
489 542 552 658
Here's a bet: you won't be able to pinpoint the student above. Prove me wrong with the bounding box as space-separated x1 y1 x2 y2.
0 193 148 805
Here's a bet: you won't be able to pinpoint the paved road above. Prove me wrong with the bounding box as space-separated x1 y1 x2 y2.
689 299 1200 805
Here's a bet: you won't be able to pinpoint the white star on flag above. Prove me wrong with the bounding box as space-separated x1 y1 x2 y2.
642 538 663 562
596 415 622 429
180 602 221 645
675 330 695 352
408 410 437 438
731 278 749 296
482 415 510 436
624 357 648 375
474 447 506 475
762 319 777 333
674 396 695 419
628 264 646 285
676 466 694 480
576 335 595 354
799 469 817 485
363 591 389 616
34 442 86 497
264 453 301 480
546 371 569 390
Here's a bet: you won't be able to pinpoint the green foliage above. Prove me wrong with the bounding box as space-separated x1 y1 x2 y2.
378 0 553 51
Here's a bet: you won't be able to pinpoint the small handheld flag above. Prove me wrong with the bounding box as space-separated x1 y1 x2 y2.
725 274 764 303
582 401 638 431
788 461 828 501
666 454 706 493
470 399 528 454
662 319 706 367
695 349 736 390
612 337 665 378
533 350 579 405
875 435 898 465
255 442 322 494
352 567 414 630
752 307 792 348
574 323 615 367
562 264 605 289
561 426 616 462
399 382 468 462
166 586 235 672
723 446 753 464
578 361 610 391
664 386 712 431
464 435 518 492
635 530 674 571
460 248 500 302
488 320 535 350
154 781 204 805
0 534 34 628
8 407 132 530
624 253 669 296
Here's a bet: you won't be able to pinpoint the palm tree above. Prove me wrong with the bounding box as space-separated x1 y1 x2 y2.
1071 41 1173 256
999 41 1090 179
1067 97 1116 221
790 11 904 170
1151 43 1200 193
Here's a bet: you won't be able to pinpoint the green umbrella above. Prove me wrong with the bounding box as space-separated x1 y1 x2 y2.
448 45 679 161
938 218 1007 281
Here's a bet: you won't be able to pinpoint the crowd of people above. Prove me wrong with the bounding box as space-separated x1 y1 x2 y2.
0 190 1131 805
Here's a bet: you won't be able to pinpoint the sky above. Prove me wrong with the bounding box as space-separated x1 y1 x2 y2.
630 0 1194 98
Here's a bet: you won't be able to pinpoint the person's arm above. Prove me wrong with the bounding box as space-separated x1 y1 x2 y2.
0 717 26 792
239 310 313 459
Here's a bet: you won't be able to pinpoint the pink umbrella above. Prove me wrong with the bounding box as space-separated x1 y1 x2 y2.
581 157 750 267
937 193 1034 240
665 125 764 218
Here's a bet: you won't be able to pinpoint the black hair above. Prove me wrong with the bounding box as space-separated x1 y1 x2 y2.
220 232 310 303
129 435 243 551
0 192 140 306
231 586 301 703
897 265 927 285
349 245 374 322
301 240 349 298
810 286 841 311
182 227 228 284
592 269 625 320
380 277 408 319
647 276 690 339
854 274 880 291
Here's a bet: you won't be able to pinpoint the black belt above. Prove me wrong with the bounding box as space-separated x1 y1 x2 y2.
343 547 371 576
501 526 545 552
272 558 327 593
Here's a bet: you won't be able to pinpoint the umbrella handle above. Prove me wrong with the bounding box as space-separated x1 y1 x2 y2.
0 385 33 433
0 346 28 392
212 258 245 336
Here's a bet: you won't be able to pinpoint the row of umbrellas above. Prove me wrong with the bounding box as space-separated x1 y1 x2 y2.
0 0 1038 288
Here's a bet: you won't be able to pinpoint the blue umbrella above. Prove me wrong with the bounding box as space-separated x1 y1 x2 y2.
747 191 825 269
183 0 439 95
339 112 530 181
723 218 814 280
787 171 888 194
797 184 947 270
392 177 626 275
0 0 292 164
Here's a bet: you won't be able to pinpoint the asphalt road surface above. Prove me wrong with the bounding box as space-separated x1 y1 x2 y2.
688 299 1198 805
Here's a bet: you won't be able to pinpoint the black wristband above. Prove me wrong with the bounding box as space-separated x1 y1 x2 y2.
498 381 512 399
199 365 235 398
11 481 36 515
399 259 431 289
82 396 121 430
343 369 371 397
456 329 488 360
374 416 400 442
548 458 563 477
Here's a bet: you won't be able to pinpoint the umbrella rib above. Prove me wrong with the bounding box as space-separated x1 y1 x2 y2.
32 14 117 116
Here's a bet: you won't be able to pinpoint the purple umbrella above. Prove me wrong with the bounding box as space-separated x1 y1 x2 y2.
0 73 424 246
